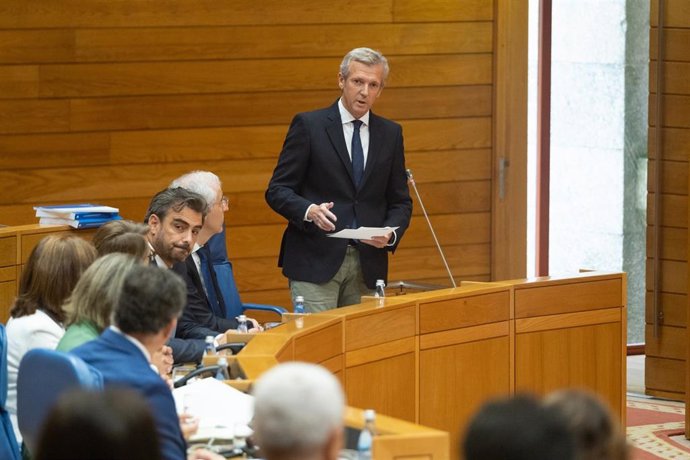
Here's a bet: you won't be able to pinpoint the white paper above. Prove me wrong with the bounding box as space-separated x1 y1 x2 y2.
326 226 398 240
173 377 254 441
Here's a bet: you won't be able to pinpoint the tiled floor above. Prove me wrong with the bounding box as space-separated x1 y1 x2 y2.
626 354 690 455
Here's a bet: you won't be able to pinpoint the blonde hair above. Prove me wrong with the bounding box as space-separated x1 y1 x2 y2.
63 253 139 330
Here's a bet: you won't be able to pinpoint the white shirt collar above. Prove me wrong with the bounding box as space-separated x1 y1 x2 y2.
338 98 370 126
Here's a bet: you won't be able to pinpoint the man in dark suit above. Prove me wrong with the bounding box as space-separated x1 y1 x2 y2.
266 47 412 312
71 265 222 460
144 187 213 363
168 171 261 338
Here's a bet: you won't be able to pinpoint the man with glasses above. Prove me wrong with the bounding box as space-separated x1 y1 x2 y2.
169 171 260 339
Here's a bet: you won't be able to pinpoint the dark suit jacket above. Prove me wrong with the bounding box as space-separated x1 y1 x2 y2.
72 329 187 460
265 101 412 287
147 257 208 363
172 255 238 339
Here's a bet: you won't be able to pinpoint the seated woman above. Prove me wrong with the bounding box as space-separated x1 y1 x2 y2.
92 220 150 260
6 235 96 443
57 253 139 352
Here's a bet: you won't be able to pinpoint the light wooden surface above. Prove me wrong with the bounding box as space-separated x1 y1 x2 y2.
236 271 625 460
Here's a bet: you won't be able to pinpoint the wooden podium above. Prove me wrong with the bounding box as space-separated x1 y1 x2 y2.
234 271 626 460
1 225 625 460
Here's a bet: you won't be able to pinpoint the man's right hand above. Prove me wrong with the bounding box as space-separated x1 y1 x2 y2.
307 202 337 231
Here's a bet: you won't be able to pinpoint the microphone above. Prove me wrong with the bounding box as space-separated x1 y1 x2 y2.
406 169 457 288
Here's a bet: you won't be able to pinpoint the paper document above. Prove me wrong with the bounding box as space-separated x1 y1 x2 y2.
173 377 254 441
327 226 398 240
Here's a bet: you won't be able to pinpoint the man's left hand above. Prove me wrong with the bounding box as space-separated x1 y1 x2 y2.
360 232 392 249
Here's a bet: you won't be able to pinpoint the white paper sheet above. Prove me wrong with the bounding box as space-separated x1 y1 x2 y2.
326 226 398 240
173 377 254 441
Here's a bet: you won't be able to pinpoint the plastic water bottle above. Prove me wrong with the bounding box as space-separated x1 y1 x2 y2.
204 335 216 356
237 315 248 333
294 295 305 314
375 279 386 305
357 409 376 459
216 356 230 381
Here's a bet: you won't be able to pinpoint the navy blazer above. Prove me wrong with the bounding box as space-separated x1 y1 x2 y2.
71 329 187 460
266 101 412 287
172 256 238 339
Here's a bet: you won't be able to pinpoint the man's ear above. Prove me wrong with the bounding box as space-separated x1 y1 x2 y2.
148 214 161 235
323 426 344 460
338 73 345 90
161 318 177 342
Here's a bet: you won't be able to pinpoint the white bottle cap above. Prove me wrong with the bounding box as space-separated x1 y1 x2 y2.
363 409 376 421
295 295 304 302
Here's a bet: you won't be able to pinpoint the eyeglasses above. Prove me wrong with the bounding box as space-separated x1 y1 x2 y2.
220 196 229 211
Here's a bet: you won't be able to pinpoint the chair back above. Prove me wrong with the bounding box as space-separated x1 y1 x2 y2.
206 227 256 317
17 349 103 453
207 227 286 319
0 323 21 460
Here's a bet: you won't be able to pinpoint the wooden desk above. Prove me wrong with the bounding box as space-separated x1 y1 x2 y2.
232 272 626 460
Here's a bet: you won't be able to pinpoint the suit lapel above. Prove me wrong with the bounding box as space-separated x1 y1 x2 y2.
186 256 211 307
324 103 356 185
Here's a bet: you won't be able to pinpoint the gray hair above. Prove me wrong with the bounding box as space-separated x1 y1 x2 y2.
170 171 222 209
339 47 389 84
252 362 344 455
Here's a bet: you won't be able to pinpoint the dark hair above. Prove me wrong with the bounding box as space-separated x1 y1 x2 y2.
463 394 575 460
11 235 97 323
93 220 149 259
114 265 186 335
544 389 628 460
144 187 208 224
34 388 161 460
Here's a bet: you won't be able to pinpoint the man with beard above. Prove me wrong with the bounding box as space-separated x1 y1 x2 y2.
144 187 216 364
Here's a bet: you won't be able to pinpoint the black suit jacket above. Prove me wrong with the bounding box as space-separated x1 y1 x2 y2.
265 101 412 287
173 254 238 339
147 256 207 363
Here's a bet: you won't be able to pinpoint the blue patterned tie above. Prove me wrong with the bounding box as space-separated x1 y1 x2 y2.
351 119 364 187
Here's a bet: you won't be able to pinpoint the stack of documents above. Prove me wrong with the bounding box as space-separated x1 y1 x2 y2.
173 377 254 441
34 204 122 229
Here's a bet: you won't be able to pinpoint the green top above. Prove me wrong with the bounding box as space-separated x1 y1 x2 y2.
56 321 101 352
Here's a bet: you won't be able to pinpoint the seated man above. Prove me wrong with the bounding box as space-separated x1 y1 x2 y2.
252 362 344 460
144 186 218 363
71 265 221 460
169 171 260 337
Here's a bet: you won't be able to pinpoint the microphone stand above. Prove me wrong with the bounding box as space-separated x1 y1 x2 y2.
406 169 457 288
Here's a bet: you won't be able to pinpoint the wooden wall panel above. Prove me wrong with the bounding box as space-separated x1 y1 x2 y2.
647 3 690 401
0 23 492 64
0 0 397 28
516 322 623 416
419 336 509 456
0 1 500 311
